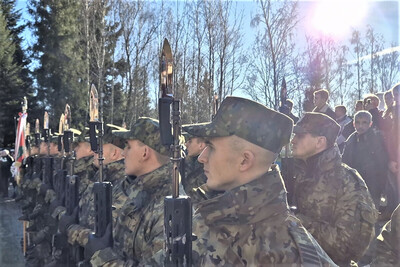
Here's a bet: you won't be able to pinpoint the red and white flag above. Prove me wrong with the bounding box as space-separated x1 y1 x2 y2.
13 111 27 180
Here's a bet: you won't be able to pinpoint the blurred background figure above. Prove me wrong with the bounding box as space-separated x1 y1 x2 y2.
0 148 14 198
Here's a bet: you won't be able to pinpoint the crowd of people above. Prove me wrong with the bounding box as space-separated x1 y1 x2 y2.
12 82 400 266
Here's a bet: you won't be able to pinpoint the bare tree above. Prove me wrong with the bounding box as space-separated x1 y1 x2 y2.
117 0 160 127
350 29 367 99
376 44 400 92
245 0 299 109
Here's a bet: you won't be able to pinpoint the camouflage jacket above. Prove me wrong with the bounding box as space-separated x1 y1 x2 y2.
51 155 97 220
67 159 126 246
74 155 98 197
292 145 378 265
91 163 175 266
182 156 207 199
372 204 400 266
190 165 336 266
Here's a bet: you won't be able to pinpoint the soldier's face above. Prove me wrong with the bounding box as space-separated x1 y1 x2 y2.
185 137 206 157
50 143 59 155
291 133 320 160
313 94 325 108
122 140 144 176
74 142 93 160
198 136 241 191
354 117 372 135
39 142 47 154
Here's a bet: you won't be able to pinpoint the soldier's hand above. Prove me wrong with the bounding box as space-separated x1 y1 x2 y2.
84 223 112 260
58 206 78 235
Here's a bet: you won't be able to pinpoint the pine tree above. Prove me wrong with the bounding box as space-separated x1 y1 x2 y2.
29 0 87 130
0 10 24 146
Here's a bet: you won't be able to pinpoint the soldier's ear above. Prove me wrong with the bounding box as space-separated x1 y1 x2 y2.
239 150 255 172
316 136 327 150
142 145 150 160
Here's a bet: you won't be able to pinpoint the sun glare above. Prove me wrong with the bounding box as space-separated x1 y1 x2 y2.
311 0 368 38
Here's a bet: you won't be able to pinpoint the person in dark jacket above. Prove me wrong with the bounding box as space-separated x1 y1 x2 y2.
312 89 335 119
342 110 389 208
0 149 13 197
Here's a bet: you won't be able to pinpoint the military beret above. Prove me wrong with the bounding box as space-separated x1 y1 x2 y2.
103 124 126 149
113 117 169 156
184 96 293 153
293 112 340 145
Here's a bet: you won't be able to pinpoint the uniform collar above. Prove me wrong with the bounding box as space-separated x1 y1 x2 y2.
196 165 289 226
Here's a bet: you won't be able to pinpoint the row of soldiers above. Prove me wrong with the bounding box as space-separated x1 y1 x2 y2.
15 94 400 266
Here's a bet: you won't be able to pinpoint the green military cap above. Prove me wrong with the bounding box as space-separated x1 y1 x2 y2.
70 128 87 143
184 96 293 153
103 124 126 149
293 112 340 146
113 117 169 156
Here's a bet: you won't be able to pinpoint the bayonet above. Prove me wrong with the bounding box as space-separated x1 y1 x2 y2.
85 82 113 261
159 38 192 266
35 119 41 147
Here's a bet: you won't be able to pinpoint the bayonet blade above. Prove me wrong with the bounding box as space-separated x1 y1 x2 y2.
64 104 71 130
160 39 173 97
90 84 99 122
35 119 40 134
59 114 65 134
44 111 49 130
22 96 28 113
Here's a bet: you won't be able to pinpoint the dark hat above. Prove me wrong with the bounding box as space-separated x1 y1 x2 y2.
184 96 293 153
294 112 340 145
113 117 169 156
103 124 126 149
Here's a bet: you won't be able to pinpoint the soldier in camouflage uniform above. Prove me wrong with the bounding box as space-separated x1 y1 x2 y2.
181 129 207 198
66 124 126 247
51 130 98 221
291 112 378 265
88 117 179 266
371 203 400 266
181 96 336 266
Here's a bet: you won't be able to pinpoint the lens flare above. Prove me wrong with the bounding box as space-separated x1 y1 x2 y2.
311 0 368 38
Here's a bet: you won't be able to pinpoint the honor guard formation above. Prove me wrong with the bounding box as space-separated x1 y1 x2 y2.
2 39 399 267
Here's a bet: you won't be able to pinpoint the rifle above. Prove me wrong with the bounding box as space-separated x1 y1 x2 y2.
159 38 192 266
85 84 113 260
42 111 53 190
32 119 42 179
53 108 79 265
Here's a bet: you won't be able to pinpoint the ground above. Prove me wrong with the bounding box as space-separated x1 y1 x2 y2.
0 190 24 266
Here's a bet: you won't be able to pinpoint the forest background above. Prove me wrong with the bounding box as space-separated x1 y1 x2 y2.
0 0 399 146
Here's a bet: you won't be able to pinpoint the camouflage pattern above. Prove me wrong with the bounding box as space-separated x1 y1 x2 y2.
294 112 340 145
67 159 126 246
103 124 126 149
372 204 400 266
113 117 170 156
188 165 337 266
51 155 97 220
184 96 293 153
292 145 378 265
74 154 98 196
182 156 207 199
90 162 176 266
